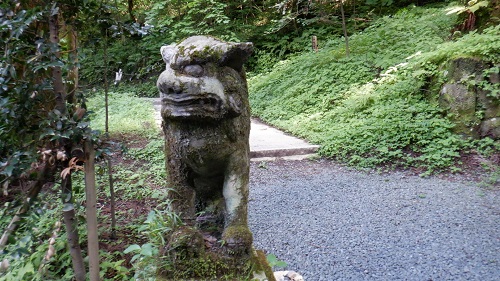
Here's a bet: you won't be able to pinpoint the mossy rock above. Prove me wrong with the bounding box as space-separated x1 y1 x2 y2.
439 82 480 137
438 58 500 139
165 226 205 259
222 225 254 256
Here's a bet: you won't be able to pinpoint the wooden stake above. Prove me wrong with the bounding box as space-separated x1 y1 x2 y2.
312 36 318 52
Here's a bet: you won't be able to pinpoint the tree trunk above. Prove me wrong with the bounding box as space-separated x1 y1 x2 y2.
84 139 100 281
128 0 135 22
49 8 66 114
67 26 78 104
340 0 350 57
50 10 87 280
61 175 86 281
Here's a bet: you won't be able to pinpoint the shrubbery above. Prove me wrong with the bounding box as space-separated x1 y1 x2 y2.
249 5 499 173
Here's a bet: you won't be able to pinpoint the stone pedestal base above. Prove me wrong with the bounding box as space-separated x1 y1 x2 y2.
157 246 275 281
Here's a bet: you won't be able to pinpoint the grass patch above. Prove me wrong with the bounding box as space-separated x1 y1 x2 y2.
86 91 158 137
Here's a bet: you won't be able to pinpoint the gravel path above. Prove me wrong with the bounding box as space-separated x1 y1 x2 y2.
248 160 499 281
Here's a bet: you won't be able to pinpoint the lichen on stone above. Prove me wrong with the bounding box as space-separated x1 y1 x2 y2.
156 36 274 280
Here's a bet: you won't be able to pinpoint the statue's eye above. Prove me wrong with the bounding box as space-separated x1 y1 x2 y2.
183 65 204 77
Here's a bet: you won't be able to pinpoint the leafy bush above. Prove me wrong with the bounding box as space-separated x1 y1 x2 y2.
79 35 165 87
249 4 499 173
312 68 462 172
125 208 182 281
0 198 77 281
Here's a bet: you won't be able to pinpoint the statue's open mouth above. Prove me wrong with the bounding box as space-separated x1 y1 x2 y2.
162 93 224 119
164 94 220 107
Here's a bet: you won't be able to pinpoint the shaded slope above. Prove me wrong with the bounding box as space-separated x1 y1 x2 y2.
249 5 499 172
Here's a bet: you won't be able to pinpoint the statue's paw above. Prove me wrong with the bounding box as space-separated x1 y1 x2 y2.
165 226 205 258
222 225 253 256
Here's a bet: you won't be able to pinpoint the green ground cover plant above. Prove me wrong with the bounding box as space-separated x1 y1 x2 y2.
86 91 158 137
249 4 499 174
0 198 75 281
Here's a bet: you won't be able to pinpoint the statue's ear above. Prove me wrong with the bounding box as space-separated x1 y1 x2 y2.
160 44 176 64
220 42 253 72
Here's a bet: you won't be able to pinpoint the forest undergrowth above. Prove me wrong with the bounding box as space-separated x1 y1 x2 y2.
0 93 168 280
249 4 499 176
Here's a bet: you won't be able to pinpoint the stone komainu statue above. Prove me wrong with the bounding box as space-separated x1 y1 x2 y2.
157 36 254 255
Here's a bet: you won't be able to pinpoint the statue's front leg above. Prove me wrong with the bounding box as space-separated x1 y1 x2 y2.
222 151 252 255
164 140 196 225
163 145 205 259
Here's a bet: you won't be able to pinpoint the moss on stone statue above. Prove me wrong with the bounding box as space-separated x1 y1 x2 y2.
191 45 223 62
219 225 253 260
166 226 205 258
157 241 275 280
157 36 275 280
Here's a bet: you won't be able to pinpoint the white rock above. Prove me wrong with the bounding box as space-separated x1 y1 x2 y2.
274 270 305 281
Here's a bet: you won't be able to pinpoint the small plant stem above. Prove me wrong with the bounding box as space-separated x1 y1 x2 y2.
103 33 117 238
108 158 117 239
104 30 110 134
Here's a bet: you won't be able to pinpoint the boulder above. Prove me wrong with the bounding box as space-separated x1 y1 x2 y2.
438 57 499 139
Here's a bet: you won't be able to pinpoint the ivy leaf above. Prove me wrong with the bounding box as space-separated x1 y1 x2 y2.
8 65 16 79
130 254 141 263
60 131 72 139
47 61 64 68
43 128 55 137
275 260 288 267
124 244 141 254
267 253 277 263
266 253 288 268
140 243 156 257
1 163 15 177
77 121 89 129
18 262 35 277
62 203 74 212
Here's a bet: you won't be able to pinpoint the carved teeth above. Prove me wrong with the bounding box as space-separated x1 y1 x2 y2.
164 94 220 107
